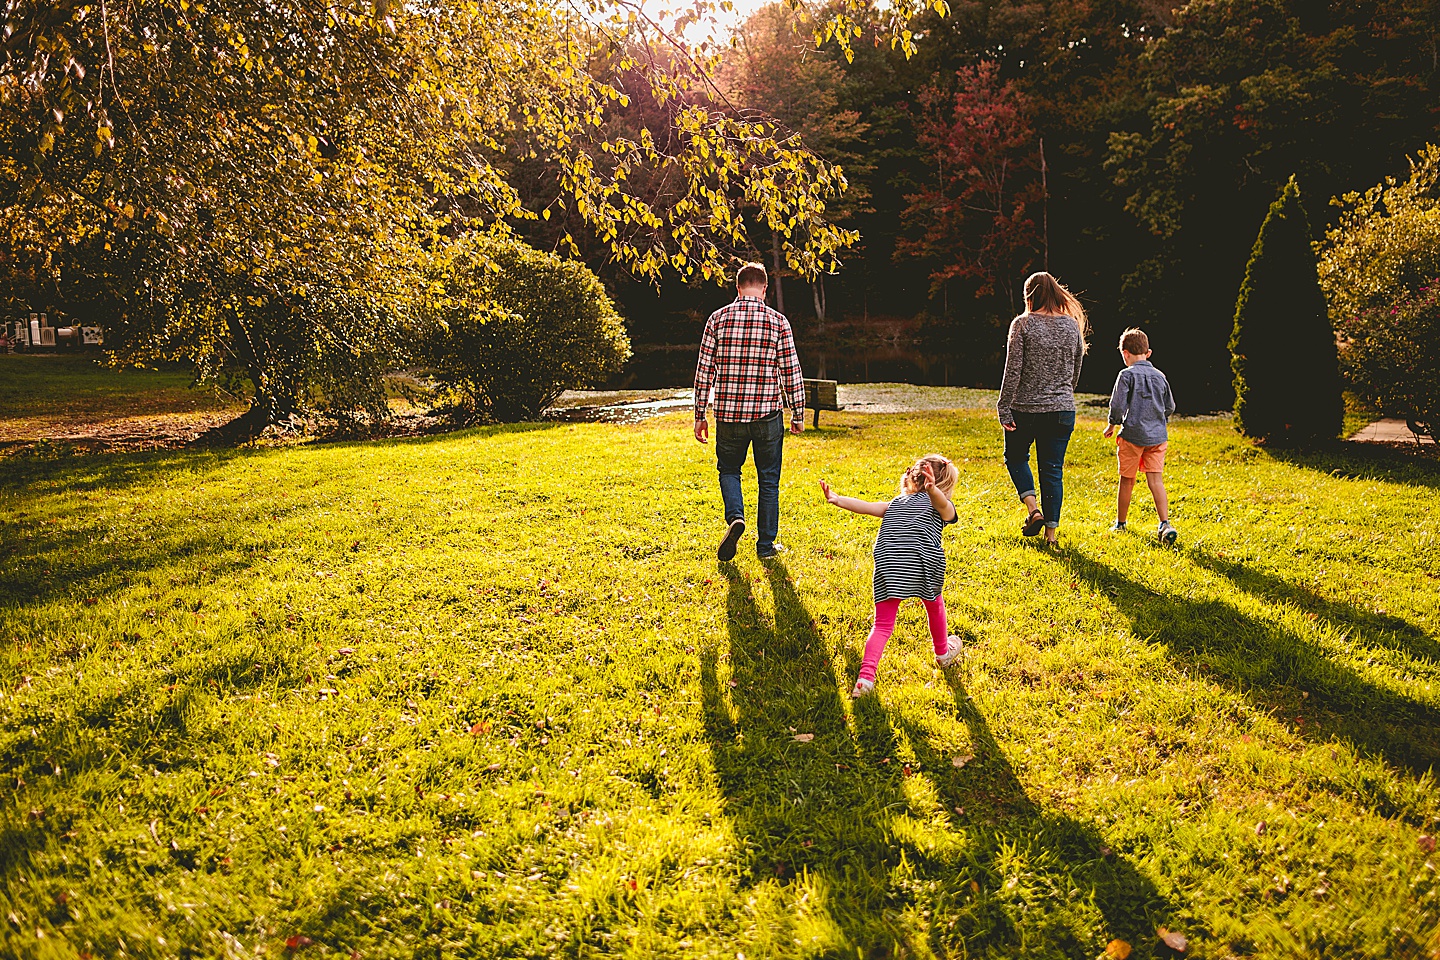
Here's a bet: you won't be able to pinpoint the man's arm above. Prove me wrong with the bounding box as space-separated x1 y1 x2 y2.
1164 377 1176 420
1072 330 1086 392
777 317 805 431
693 313 719 436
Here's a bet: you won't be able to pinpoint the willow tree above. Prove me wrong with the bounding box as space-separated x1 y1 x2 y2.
0 0 948 430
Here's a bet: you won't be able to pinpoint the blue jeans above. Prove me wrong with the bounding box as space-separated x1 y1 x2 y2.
1004 410 1076 529
716 412 784 553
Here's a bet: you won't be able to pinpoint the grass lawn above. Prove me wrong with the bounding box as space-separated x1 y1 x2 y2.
0 356 242 449
1 388 1438 957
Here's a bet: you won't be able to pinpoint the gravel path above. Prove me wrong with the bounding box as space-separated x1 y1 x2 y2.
546 384 1112 422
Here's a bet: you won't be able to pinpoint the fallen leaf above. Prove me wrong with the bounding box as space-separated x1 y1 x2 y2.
1254 821 1267 836
470 721 492 736
1157 927 1187 952
793 733 814 743
1421 834 1436 853
285 934 313 950
952 754 974 768
902 764 913 777
727 679 738 688
1104 940 1132 960
953 805 964 814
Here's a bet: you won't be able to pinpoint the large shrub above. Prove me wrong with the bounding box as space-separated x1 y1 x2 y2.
1230 176 1342 443
1318 144 1440 321
1318 145 1440 440
1337 283 1440 440
430 238 631 422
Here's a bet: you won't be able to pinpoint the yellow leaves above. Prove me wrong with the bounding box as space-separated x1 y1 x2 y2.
1157 928 1188 952
1102 941 1131 959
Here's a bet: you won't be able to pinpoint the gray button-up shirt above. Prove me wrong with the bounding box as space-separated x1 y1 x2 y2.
1108 359 1175 447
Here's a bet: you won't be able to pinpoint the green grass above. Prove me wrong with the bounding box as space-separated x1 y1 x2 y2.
0 356 234 421
2 399 1439 958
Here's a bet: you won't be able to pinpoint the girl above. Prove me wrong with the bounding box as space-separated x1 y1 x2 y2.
996 271 1089 548
820 454 963 697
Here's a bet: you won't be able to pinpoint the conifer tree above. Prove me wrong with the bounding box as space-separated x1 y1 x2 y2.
1230 176 1343 442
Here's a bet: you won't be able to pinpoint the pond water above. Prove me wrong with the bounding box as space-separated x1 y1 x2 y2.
608 342 996 389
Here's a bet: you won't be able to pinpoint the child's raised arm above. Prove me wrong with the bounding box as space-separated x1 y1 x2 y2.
917 461 958 522
819 480 889 517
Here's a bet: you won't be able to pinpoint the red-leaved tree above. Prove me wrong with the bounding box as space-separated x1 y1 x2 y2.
897 62 1042 316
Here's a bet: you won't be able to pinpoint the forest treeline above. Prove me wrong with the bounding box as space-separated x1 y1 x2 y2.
518 0 1440 409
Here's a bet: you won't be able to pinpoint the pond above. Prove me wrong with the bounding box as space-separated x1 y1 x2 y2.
608 342 998 389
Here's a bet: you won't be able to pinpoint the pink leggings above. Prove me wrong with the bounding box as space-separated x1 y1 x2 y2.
859 597 949 683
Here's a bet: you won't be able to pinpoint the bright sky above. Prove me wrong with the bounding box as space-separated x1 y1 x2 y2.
638 0 773 45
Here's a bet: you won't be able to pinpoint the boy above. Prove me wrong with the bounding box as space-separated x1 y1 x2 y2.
1103 328 1178 544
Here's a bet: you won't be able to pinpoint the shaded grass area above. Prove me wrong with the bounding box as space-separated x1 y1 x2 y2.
0 355 236 423
1 409 1438 958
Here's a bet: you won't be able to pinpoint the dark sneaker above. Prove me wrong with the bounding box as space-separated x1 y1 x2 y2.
757 542 787 560
717 518 746 562
1158 520 1178 545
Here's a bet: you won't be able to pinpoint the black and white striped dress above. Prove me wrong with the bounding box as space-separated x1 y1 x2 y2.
873 493 956 603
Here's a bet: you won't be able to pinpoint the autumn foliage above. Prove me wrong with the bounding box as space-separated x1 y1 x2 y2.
896 62 1041 314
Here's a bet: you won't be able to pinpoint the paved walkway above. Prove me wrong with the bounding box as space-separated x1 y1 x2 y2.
1349 418 1435 444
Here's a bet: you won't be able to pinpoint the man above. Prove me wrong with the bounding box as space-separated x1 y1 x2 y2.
694 262 806 561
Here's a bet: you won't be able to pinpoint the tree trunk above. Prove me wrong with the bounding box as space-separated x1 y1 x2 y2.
204 312 302 442
770 231 786 314
811 275 826 333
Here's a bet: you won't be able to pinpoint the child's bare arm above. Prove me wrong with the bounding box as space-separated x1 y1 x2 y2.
819 480 889 517
918 462 958 522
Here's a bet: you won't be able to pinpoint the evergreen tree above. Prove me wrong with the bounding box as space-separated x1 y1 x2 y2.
1230 176 1343 443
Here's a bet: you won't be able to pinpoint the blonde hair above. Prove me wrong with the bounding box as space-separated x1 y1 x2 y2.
900 454 959 498
1022 271 1090 354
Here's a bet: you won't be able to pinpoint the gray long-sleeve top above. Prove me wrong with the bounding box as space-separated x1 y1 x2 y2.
1107 359 1175 447
996 313 1086 426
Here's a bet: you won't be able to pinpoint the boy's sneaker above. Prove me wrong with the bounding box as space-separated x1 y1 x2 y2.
936 635 963 668
1109 520 1128 533
717 518 745 562
757 542 787 560
851 677 875 698
1158 520 1178 545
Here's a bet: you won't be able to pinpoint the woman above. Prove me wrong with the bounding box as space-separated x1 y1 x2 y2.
996 272 1089 547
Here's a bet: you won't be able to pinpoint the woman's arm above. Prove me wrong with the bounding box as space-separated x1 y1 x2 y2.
819 480 889 517
996 317 1024 429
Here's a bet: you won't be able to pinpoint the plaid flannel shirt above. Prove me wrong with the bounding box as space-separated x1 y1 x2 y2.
693 296 805 424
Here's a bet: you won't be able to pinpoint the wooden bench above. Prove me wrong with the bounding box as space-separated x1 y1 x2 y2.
804 378 843 428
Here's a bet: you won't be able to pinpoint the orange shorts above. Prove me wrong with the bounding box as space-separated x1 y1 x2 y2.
1116 437 1166 479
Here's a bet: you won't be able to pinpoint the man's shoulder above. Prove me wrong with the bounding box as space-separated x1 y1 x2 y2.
711 299 788 325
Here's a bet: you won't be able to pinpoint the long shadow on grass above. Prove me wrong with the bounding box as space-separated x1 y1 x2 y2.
1186 547 1440 664
873 674 1169 957
700 561 1168 957
1058 548 1440 774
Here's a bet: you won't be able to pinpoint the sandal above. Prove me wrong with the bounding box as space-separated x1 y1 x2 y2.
1021 509 1045 537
